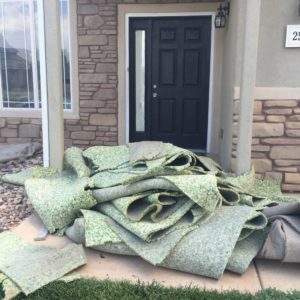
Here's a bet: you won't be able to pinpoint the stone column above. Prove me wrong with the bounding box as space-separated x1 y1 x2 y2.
38 0 64 170
236 0 261 175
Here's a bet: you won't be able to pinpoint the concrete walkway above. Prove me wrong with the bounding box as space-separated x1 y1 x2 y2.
12 213 300 294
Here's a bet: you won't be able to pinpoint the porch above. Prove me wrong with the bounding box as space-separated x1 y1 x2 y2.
37 0 261 177
12 213 300 293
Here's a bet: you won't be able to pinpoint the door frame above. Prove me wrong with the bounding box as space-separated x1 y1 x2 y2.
125 12 215 152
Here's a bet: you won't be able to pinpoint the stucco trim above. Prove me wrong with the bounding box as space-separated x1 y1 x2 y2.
234 87 300 100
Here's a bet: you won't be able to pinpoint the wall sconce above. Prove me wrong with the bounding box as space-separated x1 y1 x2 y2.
215 2 230 28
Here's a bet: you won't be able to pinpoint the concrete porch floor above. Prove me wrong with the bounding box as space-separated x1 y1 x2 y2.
11 213 300 294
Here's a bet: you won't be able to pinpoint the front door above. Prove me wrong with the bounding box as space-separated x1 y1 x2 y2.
129 16 211 150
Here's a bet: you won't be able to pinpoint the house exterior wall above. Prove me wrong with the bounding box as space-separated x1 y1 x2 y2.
230 0 300 188
1 0 300 193
231 0 300 87
74 0 222 148
0 0 222 148
256 0 300 87
0 118 42 144
220 0 300 180
117 2 223 154
232 98 300 191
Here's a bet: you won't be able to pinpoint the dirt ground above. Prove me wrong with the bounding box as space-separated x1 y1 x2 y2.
0 153 42 231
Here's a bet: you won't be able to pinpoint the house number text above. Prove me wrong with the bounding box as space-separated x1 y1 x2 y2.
286 25 300 47
292 31 300 41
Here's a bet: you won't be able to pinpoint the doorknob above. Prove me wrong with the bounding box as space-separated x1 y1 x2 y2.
153 92 158 98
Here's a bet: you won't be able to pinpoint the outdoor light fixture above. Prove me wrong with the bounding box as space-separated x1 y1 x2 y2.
215 2 230 28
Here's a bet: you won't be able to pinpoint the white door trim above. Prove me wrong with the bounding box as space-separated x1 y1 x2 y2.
125 12 216 152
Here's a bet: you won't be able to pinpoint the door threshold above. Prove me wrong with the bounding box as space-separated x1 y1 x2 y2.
188 149 207 156
188 149 220 164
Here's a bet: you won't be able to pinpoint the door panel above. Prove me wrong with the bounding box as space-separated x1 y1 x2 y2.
182 99 199 133
159 50 177 86
158 98 176 133
183 49 201 85
129 16 211 150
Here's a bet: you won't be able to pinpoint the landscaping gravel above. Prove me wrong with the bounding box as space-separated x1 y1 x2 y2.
0 153 42 231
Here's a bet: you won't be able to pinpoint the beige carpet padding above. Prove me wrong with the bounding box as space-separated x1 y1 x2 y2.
2 141 300 295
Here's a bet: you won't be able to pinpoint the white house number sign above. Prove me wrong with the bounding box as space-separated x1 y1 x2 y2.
285 25 300 48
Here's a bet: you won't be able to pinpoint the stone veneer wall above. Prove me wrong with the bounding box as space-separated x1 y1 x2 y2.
232 99 300 192
1 0 213 148
0 118 42 144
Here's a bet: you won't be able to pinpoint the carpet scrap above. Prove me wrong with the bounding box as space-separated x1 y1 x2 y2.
1 141 300 297
0 231 85 298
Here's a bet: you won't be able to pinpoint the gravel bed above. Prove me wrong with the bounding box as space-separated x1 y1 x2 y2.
0 153 43 231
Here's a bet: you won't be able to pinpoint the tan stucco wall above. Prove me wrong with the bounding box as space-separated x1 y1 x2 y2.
220 0 300 169
256 0 300 87
232 0 300 87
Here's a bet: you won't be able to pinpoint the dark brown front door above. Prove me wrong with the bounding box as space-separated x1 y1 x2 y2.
129 16 211 150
